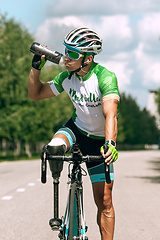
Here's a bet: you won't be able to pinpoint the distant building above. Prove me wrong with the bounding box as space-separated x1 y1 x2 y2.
147 90 160 129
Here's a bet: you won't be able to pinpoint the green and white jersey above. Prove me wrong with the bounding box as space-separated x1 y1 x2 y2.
48 62 120 138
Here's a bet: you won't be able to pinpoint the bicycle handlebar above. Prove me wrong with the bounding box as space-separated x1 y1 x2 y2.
47 154 103 162
41 144 111 184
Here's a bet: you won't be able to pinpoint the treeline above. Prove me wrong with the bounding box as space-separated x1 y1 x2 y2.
155 88 160 115
0 14 73 146
0 14 159 154
117 93 159 144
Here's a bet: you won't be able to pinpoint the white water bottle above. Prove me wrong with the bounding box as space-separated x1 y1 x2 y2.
30 42 64 66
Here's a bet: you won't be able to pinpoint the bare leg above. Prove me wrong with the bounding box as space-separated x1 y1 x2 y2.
92 181 115 240
49 133 70 151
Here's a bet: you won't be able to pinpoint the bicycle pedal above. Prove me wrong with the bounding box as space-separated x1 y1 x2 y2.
49 218 62 231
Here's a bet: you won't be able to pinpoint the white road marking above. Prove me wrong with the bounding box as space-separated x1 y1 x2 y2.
28 183 35 186
1 179 37 200
16 188 26 192
1 196 13 200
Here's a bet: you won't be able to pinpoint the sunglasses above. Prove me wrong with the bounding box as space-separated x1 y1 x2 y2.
65 48 84 60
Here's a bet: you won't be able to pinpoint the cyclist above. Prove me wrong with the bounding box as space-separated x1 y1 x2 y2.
28 27 119 240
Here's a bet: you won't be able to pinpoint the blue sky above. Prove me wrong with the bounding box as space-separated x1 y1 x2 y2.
1 0 160 109
0 0 46 33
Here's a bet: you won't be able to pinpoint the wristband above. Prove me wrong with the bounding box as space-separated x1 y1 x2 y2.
105 139 116 147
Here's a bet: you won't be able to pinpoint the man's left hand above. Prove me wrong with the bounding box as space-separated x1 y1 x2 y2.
100 144 118 165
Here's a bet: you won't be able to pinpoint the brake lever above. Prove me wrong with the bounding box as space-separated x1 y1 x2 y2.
41 145 48 184
103 144 111 184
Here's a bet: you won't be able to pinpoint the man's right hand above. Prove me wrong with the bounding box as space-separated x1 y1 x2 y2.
32 55 47 70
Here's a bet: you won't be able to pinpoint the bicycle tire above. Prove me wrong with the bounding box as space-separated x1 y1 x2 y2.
68 182 81 240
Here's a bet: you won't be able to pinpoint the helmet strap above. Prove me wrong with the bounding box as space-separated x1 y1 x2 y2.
68 53 87 79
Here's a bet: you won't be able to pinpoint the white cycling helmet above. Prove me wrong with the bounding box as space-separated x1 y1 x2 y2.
63 27 102 55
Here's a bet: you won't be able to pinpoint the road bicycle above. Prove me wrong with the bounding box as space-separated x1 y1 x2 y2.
41 143 111 240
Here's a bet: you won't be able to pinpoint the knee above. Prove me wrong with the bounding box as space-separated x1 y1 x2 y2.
102 203 114 219
101 193 112 208
101 195 114 218
97 193 114 218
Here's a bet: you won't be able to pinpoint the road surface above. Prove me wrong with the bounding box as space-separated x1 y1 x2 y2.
0 150 160 240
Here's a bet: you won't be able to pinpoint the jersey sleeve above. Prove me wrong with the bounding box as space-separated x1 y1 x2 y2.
48 72 68 96
98 68 120 102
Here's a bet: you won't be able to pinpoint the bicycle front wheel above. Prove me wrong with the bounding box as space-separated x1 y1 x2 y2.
68 182 81 240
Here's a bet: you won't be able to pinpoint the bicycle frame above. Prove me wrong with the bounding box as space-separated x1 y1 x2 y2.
41 143 110 240
61 181 87 239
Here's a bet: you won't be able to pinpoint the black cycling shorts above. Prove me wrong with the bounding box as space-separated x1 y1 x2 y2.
55 118 114 183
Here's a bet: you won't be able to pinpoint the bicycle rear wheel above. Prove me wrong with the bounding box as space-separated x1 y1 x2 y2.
68 182 81 240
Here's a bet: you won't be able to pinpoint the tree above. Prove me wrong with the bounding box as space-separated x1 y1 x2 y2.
139 108 159 144
117 93 159 145
155 88 160 115
0 14 73 156
0 14 33 140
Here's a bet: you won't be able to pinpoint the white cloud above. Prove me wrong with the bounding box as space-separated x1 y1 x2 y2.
45 0 160 16
34 6 160 108
35 14 132 55
134 13 160 89
93 15 132 44
138 13 160 37
48 16 83 28
148 63 160 85
100 54 133 92
135 44 160 87
35 14 133 93
137 13 160 53
35 16 84 50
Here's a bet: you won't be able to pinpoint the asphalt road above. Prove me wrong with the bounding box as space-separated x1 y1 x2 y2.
0 150 160 240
